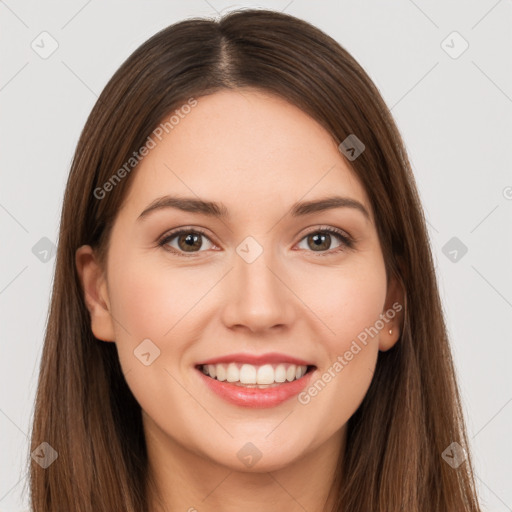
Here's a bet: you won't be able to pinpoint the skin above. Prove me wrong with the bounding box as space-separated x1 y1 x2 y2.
76 88 404 512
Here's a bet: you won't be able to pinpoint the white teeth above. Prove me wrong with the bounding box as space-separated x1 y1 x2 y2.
207 364 216 378
239 364 257 384
257 364 274 384
216 364 227 382
226 363 239 382
275 364 287 383
200 362 310 385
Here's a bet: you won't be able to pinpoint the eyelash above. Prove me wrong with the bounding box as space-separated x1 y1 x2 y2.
157 226 354 258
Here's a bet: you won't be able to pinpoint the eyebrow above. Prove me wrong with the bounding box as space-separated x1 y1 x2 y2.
137 195 370 222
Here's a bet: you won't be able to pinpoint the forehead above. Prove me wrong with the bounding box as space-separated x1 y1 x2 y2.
122 88 371 221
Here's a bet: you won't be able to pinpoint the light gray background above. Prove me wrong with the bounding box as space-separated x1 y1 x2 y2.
1 1 511 510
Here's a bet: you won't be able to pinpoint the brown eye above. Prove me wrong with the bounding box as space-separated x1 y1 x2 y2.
296 228 353 254
160 229 215 255
176 232 203 252
306 232 332 251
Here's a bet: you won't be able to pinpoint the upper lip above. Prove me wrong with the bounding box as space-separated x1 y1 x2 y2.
196 352 315 367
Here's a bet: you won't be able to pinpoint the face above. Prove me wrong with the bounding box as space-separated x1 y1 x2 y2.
77 88 403 473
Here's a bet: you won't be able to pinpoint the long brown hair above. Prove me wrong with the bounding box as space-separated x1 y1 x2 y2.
28 8 482 511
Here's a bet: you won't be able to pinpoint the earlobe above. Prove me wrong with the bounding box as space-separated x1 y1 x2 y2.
379 273 405 352
75 245 116 342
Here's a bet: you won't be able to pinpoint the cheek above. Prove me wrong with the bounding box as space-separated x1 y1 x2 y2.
108 253 204 339
296 257 388 353
294 267 386 434
106 251 225 386
105 254 203 414
333 280 386 352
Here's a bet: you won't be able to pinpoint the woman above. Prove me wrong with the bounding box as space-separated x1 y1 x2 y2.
28 8 482 512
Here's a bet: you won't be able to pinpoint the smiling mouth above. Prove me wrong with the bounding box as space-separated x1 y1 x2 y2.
196 362 316 388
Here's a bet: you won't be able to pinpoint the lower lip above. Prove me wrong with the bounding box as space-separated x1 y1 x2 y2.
196 367 315 408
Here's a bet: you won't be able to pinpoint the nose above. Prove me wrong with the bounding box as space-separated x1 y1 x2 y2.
220 246 297 334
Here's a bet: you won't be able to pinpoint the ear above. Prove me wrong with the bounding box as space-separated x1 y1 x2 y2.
75 245 116 342
378 273 405 352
